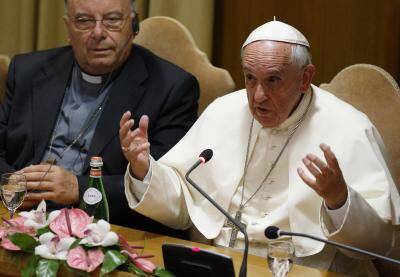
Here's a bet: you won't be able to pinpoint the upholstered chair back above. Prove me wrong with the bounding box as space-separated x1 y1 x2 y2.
320 64 400 276
320 64 400 188
134 16 235 114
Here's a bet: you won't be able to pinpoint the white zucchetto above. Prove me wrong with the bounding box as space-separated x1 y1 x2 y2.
242 20 310 49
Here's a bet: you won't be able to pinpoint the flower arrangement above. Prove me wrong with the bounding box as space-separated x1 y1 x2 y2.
0 201 173 277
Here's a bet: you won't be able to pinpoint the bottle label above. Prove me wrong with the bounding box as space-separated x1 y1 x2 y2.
83 187 102 205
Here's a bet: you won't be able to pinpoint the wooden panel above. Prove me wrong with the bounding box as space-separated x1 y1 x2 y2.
213 0 400 89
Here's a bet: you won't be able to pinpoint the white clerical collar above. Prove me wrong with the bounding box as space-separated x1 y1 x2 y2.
81 71 103 84
254 87 313 132
279 87 312 130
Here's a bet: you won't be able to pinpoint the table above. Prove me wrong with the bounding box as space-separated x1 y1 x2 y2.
0 206 343 276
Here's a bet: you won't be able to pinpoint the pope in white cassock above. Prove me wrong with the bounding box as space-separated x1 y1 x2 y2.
119 20 400 276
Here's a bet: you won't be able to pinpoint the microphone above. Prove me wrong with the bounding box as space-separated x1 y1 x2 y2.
265 226 400 265
186 149 213 173
185 149 248 277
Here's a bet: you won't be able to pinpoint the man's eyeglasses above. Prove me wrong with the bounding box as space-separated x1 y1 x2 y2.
71 14 131 32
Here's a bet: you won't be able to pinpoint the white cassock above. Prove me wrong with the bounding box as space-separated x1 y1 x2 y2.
124 85 400 276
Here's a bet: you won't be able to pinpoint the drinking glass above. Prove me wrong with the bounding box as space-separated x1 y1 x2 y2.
0 173 27 218
267 240 294 277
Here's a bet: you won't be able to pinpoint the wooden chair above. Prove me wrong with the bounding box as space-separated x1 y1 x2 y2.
320 64 400 275
134 16 235 114
0 55 10 103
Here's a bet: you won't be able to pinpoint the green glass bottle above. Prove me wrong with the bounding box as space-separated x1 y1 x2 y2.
79 156 109 221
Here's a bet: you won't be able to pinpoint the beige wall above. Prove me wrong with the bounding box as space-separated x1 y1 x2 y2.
147 0 214 58
0 0 214 59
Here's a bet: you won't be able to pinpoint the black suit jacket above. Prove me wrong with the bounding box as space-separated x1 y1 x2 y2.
0 45 199 238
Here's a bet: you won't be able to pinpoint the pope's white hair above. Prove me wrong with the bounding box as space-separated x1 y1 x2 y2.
291 44 312 69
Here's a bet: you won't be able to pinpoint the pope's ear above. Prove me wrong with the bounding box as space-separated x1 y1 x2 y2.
300 64 316 92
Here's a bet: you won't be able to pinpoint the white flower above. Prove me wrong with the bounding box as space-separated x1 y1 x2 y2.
79 220 118 247
19 200 61 230
35 232 76 260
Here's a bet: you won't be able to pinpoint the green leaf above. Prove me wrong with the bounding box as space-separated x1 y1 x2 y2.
100 249 127 276
154 267 176 277
21 254 40 277
37 226 51 237
81 243 98 248
35 259 60 277
8 233 39 253
69 238 82 249
127 263 149 277
104 244 121 252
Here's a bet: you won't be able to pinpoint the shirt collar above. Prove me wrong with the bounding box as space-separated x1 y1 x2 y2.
81 71 103 84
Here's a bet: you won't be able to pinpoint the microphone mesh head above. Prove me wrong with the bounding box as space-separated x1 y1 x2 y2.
199 149 213 163
265 226 280 239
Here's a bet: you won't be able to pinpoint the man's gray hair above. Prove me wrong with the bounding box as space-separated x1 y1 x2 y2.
291 44 312 69
63 0 135 13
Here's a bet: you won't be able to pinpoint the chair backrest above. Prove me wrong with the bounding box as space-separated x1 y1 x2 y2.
0 55 10 103
134 16 235 114
320 64 400 276
320 64 400 187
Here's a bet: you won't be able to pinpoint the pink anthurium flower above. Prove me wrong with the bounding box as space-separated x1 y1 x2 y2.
19 200 61 230
1 238 21 251
118 235 143 255
34 232 75 260
1 217 35 235
79 220 118 247
0 217 36 251
121 250 156 273
50 208 92 238
67 246 104 273
134 256 157 273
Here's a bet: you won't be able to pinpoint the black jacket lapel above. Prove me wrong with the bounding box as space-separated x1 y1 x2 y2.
82 49 148 172
32 49 74 163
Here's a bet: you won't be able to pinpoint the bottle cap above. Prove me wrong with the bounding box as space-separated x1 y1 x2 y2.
90 156 103 167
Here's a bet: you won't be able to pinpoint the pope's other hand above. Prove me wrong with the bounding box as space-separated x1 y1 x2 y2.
297 143 348 209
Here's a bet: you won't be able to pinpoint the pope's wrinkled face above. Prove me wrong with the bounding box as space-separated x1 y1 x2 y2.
242 41 315 128
64 0 134 75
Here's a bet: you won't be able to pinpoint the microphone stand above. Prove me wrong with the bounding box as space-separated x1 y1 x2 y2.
279 230 400 266
185 162 248 277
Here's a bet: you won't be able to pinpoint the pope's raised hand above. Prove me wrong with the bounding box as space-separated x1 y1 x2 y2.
119 111 150 181
297 143 348 209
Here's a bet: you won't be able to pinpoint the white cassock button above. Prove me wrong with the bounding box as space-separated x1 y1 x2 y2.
269 144 276 150
271 129 278 135
267 179 275 184
262 194 271 200
251 221 258 226
261 212 268 218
